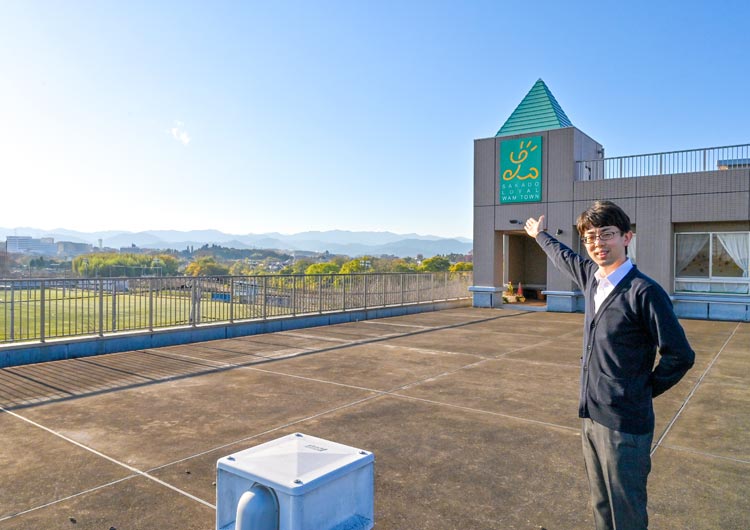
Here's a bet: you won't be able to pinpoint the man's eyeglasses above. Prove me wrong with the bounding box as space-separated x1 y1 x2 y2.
581 231 620 245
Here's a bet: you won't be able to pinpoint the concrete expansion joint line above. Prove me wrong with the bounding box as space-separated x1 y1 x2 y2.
657 443 750 465
0 405 217 519
147 392 385 475
280 331 354 343
383 358 491 393
0 476 137 523
241 354 487 397
381 343 481 357
147 344 384 394
152 353 558 474
489 328 583 360
244 347 491 396
131 343 382 394
157 310 530 381
147 357 509 475
651 322 742 457
389 392 579 433
242 364 384 394
131 312 534 396
500 356 578 369
362 320 432 329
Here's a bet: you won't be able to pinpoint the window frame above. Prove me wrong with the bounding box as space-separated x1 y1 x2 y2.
674 231 750 295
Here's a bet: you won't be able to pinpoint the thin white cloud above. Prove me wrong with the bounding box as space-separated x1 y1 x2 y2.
170 121 191 146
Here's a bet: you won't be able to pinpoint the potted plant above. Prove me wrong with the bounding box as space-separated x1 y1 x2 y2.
502 281 525 304
502 282 517 303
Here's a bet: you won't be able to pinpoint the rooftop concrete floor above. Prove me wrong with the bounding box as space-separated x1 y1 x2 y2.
0 307 747 529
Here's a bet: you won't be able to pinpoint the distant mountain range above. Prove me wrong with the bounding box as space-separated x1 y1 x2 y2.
0 227 472 258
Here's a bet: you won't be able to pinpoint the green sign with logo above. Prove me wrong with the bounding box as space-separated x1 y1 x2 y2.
499 136 542 203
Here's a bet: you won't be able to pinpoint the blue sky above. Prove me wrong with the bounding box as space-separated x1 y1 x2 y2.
2 0 748 239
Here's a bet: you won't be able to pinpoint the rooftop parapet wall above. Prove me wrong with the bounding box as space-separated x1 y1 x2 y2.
573 169 750 223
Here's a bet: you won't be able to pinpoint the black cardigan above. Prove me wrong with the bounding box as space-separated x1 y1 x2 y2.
536 232 695 434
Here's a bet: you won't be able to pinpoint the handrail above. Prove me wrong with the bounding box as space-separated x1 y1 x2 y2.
0 272 473 345
575 143 750 180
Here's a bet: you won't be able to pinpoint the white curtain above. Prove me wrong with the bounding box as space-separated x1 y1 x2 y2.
676 234 710 276
716 233 750 277
711 282 750 294
675 280 711 293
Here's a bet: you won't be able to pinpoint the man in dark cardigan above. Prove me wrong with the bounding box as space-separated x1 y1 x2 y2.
524 200 695 530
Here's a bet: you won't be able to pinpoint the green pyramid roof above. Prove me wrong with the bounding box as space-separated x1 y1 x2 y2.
496 79 572 137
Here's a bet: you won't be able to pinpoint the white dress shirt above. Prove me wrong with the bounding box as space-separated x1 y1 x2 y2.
594 259 633 313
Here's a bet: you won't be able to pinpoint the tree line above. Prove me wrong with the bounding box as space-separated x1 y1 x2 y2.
71 253 180 277
185 255 472 276
61 248 471 278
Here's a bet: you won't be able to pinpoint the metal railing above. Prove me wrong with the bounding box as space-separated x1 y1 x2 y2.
575 143 750 181
0 272 473 345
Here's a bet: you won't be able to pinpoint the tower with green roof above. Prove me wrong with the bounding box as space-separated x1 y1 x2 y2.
471 78 603 310
496 79 572 137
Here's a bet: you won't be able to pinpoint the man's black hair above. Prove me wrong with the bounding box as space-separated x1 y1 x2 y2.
576 200 632 236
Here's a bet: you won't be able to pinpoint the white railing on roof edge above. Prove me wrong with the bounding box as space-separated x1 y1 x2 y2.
0 272 473 345
575 143 750 181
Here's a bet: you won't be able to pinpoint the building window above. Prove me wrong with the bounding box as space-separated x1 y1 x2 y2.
675 232 750 294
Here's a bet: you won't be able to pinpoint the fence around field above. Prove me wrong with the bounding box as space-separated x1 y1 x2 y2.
0 272 473 344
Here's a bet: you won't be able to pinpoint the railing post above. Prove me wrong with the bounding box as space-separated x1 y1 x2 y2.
318 276 323 314
40 280 46 343
444 271 448 300
19 282 24 339
9 284 15 342
363 274 368 309
112 282 117 332
230 277 235 323
292 276 297 316
400 274 404 305
382 273 386 306
262 276 268 320
191 280 197 327
98 279 104 337
431 274 435 302
342 275 347 311
149 279 154 331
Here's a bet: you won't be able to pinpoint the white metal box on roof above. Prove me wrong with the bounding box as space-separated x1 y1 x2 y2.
216 433 374 530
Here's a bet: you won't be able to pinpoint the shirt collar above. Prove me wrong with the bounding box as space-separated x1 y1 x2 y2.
595 258 633 287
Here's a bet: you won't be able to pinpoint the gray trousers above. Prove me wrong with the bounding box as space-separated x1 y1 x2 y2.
581 418 653 530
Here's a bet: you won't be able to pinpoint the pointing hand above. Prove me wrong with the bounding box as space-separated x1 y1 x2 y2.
524 215 545 237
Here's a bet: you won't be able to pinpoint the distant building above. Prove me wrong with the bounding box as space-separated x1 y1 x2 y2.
717 158 750 170
5 236 56 255
292 250 319 259
119 245 149 254
57 241 93 257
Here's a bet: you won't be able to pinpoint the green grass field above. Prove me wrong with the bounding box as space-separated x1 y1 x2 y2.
0 287 278 342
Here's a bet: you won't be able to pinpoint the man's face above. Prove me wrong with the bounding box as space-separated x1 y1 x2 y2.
581 225 633 273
